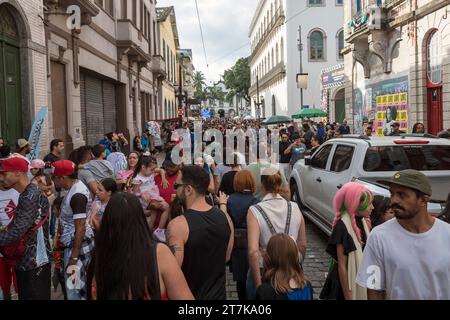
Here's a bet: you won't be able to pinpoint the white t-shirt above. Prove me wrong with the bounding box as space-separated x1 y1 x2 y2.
0 189 19 227
356 218 450 300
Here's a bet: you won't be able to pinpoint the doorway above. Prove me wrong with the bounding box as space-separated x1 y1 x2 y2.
0 4 22 147
50 61 72 157
334 89 345 123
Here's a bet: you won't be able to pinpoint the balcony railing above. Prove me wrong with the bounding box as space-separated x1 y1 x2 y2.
250 7 285 62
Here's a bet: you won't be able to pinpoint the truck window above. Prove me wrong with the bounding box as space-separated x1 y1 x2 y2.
330 145 355 172
311 145 333 170
363 145 450 171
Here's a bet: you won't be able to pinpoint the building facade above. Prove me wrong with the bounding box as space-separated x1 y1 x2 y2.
248 0 344 118
0 0 48 149
0 0 168 157
343 0 450 135
157 6 179 121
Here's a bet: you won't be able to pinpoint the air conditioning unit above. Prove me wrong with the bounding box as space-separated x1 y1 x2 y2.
367 5 387 30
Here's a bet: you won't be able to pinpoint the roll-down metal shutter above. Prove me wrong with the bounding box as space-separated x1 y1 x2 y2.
85 75 104 145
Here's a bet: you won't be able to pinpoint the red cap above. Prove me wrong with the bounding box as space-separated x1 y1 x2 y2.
0 157 29 172
52 160 76 177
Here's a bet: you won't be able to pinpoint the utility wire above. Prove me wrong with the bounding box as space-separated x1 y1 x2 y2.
210 42 250 64
194 0 209 69
283 6 311 25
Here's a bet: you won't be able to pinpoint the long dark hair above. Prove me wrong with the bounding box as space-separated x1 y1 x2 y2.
87 193 158 300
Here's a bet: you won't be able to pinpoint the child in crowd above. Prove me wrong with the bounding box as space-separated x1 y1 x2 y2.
133 155 170 230
256 233 313 300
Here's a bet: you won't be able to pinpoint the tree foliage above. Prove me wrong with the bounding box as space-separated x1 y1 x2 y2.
223 57 251 103
193 71 207 101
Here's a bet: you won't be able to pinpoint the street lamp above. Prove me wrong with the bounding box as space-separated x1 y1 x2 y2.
297 26 308 110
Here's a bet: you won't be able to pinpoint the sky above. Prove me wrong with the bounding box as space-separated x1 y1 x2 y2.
157 0 259 86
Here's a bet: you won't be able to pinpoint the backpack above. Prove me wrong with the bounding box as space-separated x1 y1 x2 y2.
0 194 48 261
252 201 292 237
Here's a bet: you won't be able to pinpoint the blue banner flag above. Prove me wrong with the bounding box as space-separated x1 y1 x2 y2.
27 106 48 161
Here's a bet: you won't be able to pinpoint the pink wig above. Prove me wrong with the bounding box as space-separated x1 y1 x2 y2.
332 182 372 243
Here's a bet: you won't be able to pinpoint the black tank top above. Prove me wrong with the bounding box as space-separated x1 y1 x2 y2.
182 207 231 300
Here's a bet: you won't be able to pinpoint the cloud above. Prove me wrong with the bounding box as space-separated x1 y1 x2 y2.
157 0 258 85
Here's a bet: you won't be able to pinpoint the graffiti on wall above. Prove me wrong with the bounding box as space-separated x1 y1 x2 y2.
354 76 409 136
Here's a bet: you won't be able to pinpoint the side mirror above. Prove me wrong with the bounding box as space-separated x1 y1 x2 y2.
305 157 312 166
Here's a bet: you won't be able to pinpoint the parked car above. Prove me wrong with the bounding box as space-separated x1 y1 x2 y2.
290 134 450 235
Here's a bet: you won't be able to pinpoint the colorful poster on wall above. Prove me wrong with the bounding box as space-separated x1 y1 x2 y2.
353 76 409 136
371 77 409 136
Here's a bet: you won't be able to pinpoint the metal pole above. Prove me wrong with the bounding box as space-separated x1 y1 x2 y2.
178 61 183 127
256 75 260 123
298 26 304 109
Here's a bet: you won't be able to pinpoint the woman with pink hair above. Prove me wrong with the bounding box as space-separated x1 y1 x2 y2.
320 182 373 300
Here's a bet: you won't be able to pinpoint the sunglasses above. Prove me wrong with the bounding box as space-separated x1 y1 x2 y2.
174 183 189 190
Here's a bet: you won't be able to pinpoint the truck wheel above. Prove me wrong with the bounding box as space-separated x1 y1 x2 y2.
291 182 306 210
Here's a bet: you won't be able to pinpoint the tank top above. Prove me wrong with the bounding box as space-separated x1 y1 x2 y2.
181 207 231 300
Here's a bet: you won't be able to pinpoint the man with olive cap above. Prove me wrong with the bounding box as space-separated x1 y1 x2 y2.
356 169 450 300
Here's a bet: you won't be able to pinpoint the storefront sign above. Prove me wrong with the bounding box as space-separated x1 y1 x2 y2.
321 64 347 89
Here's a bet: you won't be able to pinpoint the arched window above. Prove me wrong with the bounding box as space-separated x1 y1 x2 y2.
280 38 284 62
268 52 271 70
337 29 344 60
271 3 274 19
272 48 275 67
272 95 276 116
164 99 167 118
309 29 325 60
427 30 442 84
276 43 279 63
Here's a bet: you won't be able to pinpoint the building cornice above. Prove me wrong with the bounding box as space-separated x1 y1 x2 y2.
249 62 286 95
249 7 285 64
249 0 267 36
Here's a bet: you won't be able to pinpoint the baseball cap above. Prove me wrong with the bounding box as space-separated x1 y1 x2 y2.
30 159 45 170
377 169 432 196
52 160 76 177
0 157 29 172
17 139 29 149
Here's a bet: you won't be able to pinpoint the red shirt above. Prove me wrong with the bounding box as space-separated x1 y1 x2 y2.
154 173 178 205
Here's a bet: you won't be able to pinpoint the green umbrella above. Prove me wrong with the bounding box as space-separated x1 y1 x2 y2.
262 115 292 125
292 108 328 119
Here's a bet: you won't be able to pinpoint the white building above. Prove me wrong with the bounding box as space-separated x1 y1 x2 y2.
202 81 249 118
248 0 344 118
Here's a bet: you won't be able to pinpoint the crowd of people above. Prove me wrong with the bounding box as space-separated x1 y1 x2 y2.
0 116 449 301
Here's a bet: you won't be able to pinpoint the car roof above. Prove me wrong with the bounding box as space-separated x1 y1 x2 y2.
328 135 450 147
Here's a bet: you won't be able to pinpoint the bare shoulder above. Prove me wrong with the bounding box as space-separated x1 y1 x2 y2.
167 216 189 240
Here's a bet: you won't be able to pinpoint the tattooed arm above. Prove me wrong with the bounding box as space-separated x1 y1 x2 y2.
166 216 189 266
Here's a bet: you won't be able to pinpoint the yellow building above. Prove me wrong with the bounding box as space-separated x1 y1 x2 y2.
156 6 180 120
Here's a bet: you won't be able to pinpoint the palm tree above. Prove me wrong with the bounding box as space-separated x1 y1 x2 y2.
193 71 206 100
207 85 225 107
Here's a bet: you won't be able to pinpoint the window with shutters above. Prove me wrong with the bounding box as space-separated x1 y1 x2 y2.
309 29 326 61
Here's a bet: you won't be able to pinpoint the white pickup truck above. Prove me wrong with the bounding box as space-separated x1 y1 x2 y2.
290 135 450 236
